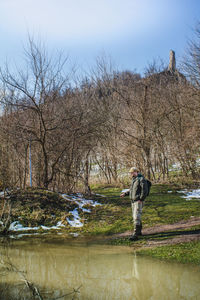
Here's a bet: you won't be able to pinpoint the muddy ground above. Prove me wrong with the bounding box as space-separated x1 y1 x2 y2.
112 216 200 247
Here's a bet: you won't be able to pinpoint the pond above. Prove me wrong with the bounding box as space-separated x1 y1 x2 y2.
0 237 200 300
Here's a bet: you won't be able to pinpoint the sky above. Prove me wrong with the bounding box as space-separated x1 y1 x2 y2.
0 0 200 77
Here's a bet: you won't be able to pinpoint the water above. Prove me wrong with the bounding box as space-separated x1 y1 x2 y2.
0 237 200 300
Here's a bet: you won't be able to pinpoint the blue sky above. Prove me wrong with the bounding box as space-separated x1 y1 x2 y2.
0 0 200 76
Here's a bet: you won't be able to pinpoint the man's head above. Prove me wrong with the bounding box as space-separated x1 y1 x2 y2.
129 167 139 177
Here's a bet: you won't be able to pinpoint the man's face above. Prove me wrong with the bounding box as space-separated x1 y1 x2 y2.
129 171 138 178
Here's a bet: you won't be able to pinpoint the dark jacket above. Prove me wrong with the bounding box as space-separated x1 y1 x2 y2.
125 174 148 202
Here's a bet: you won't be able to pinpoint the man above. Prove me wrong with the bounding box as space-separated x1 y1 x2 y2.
120 167 148 241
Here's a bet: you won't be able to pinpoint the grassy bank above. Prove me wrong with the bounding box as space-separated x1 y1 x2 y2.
1 183 200 264
90 183 200 265
83 183 200 234
137 241 200 265
1 183 199 235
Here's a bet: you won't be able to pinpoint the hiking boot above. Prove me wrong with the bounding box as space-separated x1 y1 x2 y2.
129 225 141 241
129 234 139 241
138 224 142 236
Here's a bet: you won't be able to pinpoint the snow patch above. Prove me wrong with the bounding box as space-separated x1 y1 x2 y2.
0 189 10 197
67 208 83 228
169 163 181 171
70 232 79 237
61 193 101 227
178 189 200 200
5 192 102 232
9 221 65 232
95 193 106 198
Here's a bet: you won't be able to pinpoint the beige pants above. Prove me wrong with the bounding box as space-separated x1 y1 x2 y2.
131 201 144 226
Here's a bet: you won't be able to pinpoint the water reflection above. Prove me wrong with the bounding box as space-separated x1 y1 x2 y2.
0 239 199 299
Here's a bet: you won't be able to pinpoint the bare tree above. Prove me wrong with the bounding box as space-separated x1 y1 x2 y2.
181 22 200 87
0 37 72 189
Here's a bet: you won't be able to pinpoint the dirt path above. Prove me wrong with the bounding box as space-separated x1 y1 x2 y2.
112 216 200 247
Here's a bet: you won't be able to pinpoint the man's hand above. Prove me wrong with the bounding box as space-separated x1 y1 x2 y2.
120 193 125 197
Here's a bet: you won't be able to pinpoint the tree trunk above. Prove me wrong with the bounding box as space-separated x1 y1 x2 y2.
84 153 91 196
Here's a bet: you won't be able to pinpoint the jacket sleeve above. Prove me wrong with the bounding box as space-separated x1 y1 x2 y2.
124 190 130 196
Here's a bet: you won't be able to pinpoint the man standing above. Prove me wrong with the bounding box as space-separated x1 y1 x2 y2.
120 167 148 241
